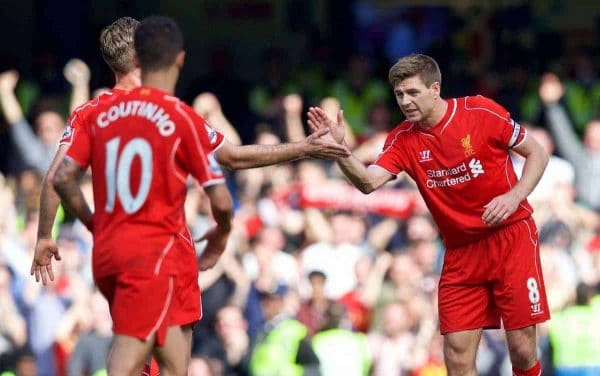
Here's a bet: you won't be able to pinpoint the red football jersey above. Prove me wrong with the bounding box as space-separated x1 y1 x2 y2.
374 96 532 247
60 89 128 146
66 86 225 277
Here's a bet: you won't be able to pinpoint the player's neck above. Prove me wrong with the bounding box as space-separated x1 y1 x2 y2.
114 69 141 91
141 69 178 95
418 98 448 130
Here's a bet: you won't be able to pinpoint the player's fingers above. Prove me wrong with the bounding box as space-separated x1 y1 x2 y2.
307 112 319 125
337 109 345 125
322 150 348 159
307 120 319 132
498 212 510 223
40 268 48 286
54 249 62 261
310 108 326 123
46 264 54 282
34 267 40 283
312 128 329 137
30 262 35 276
482 207 492 221
483 208 498 223
313 107 327 120
334 145 351 156
490 208 508 225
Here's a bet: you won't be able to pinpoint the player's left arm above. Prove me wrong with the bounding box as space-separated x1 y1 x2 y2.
52 158 93 230
482 135 549 225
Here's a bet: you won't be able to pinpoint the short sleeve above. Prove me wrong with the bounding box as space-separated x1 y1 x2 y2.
65 119 92 168
178 105 225 187
60 112 79 146
202 122 225 153
468 96 526 149
373 126 409 175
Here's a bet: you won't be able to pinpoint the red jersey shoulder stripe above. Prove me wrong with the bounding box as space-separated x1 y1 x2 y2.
463 95 510 122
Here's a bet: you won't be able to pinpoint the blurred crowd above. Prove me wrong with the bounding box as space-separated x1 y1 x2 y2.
1 4 600 376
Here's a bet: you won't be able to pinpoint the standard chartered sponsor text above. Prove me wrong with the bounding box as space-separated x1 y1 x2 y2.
426 162 472 188
96 101 175 136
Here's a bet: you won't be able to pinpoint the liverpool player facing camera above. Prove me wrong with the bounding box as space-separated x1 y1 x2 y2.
308 54 550 376
53 16 233 375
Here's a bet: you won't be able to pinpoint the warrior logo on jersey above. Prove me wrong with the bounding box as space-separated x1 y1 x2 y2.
460 134 475 157
419 150 432 162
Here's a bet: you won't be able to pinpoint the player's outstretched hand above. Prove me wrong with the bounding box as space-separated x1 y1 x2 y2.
307 106 346 145
197 226 230 271
539 73 564 105
303 128 351 160
63 59 91 86
482 191 521 226
0 70 19 93
30 238 61 285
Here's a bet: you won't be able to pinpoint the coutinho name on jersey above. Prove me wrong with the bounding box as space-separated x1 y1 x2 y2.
425 158 485 189
96 101 176 136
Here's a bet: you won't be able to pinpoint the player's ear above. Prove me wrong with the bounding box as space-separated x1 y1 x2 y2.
175 51 185 69
431 81 441 96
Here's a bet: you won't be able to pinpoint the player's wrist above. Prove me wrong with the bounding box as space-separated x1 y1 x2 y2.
37 230 52 239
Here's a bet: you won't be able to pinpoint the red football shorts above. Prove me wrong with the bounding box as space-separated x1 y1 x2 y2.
438 217 550 334
96 267 201 346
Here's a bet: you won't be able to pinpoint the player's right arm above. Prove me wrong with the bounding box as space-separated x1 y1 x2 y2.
52 157 93 230
51 113 93 230
31 144 68 285
307 106 394 193
32 107 83 284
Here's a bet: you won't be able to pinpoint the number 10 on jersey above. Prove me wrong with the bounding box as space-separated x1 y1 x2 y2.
105 137 153 214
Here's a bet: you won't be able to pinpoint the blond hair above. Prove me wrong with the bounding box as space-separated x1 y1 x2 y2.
99 17 139 74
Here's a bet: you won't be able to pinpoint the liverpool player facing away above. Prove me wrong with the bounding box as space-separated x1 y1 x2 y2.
308 54 550 376
53 16 234 375
31 31 348 289
29 17 159 375
31 16 142 285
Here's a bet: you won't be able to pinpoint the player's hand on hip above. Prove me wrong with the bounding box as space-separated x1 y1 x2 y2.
307 106 346 144
482 191 520 226
197 226 230 271
304 128 351 159
30 238 61 285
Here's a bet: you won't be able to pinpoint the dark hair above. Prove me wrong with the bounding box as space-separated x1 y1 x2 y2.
388 54 441 88
99 17 140 74
135 16 184 72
